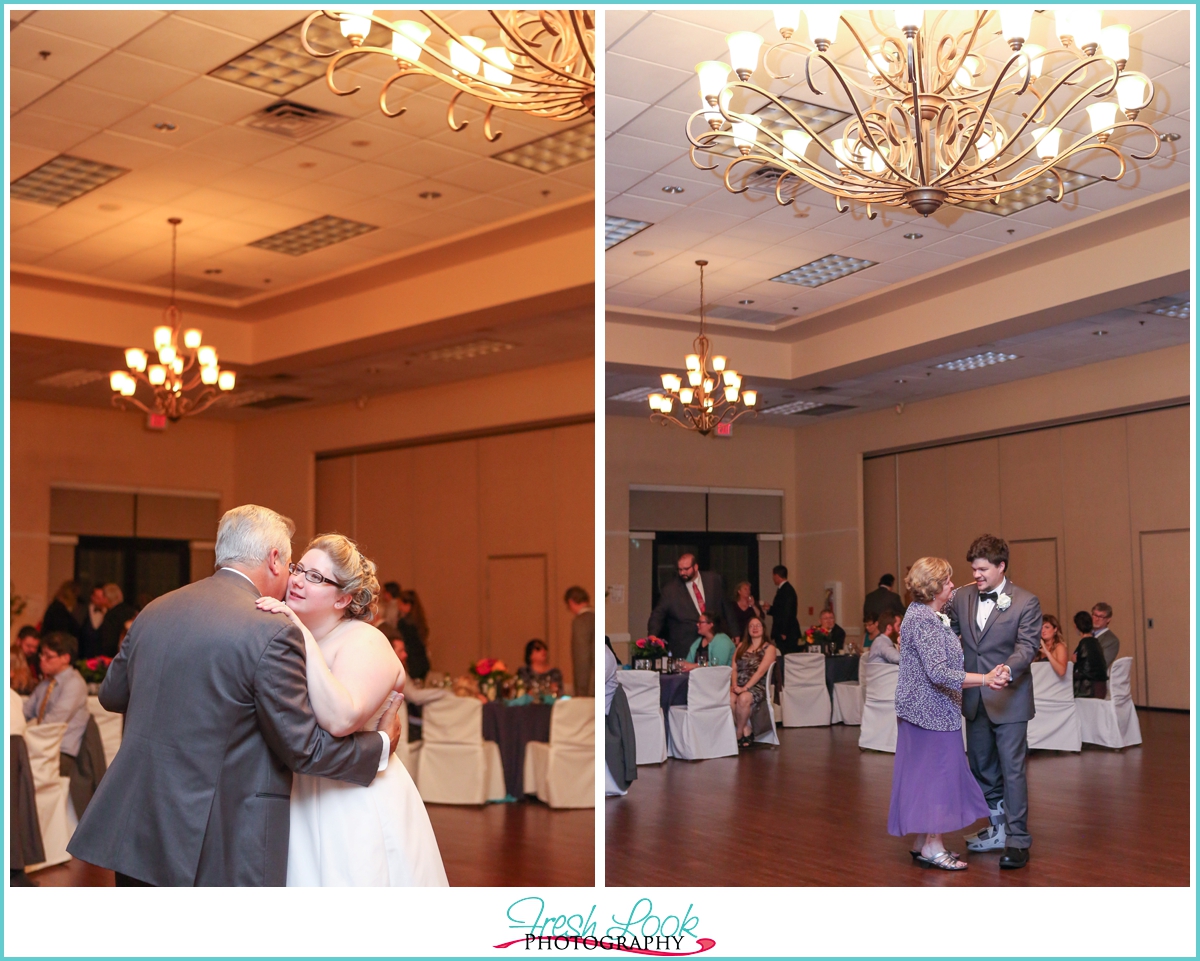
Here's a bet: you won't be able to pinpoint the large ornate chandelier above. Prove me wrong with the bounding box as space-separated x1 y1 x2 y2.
302 8 595 141
649 260 758 435
110 218 236 421
687 9 1162 217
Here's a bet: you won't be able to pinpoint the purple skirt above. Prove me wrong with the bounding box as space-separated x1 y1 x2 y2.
888 718 989 837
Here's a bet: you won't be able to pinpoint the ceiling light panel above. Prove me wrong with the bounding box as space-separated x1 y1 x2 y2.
957 169 1099 216
34 369 108 389
419 340 515 362
934 351 1020 371
10 154 129 207
605 216 652 250
608 385 657 403
761 399 823 415
492 121 595 174
771 254 877 287
249 215 379 256
1133 295 1191 319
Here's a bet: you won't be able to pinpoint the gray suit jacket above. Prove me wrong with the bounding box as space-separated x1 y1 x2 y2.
67 570 383 886
571 609 595 696
647 572 732 659
948 581 1041 725
1095 628 1120 668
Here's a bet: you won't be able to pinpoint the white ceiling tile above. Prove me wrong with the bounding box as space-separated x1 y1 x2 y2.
313 160 420 193
370 138 477 178
609 13 729 72
443 195 530 227
605 9 652 46
273 182 373 215
398 210 479 243
173 9 306 41
134 152 245 190
20 82 145 129
1146 66 1191 118
10 199 54 227
552 159 595 189
607 95 650 134
606 133 687 173
120 14 262 75
72 52 196 103
191 218 281 246
285 70 380 118
183 126 292 165
107 105 224 147
25 9 166 47
963 216 1048 244
617 105 693 148
170 188 260 220
10 68 61 112
433 158 538 192
1132 11 1191 67
355 91 468 140
602 163 648 195
95 168 200 206
9 112 97 153
923 234 1007 260
623 170 722 206
493 176 590 208
207 165 310 200
156 76 276 124
10 24 110 79
301 118 420 163
254 144 363 183
71 130 176 169
606 53 692 104
230 200 320 231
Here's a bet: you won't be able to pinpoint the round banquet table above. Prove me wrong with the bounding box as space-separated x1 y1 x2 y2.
657 672 689 710
481 701 553 799
825 654 859 689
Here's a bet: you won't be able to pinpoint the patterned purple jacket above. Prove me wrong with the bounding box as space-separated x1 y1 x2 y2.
895 602 967 732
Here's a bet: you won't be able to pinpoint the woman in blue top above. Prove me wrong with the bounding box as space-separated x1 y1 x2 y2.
888 557 1009 871
683 612 735 669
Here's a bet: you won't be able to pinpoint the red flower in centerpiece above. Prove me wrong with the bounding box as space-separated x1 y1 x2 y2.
474 657 496 676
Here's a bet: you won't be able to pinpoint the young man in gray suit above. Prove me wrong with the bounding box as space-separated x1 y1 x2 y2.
68 505 403 886
1091 602 1120 668
947 534 1041 870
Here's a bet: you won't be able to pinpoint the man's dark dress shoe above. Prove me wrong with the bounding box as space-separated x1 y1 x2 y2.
999 847 1029 869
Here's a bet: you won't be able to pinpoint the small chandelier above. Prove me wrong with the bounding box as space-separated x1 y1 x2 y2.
688 9 1162 218
302 8 595 141
649 260 758 435
110 218 235 421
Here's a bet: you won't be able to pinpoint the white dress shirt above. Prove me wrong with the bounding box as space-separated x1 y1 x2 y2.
866 632 900 664
685 574 706 615
975 577 1008 632
221 567 390 770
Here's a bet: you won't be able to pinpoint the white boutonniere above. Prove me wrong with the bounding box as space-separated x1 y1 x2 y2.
936 611 951 627
996 592 1012 611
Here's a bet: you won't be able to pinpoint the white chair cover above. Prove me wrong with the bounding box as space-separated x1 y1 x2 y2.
22 721 73 870
1027 662 1082 751
604 763 627 797
415 697 505 804
11 689 26 736
667 666 738 759
831 653 867 726
754 662 780 745
523 697 594 808
781 653 831 727
858 662 899 752
86 696 123 768
1076 657 1142 749
616 671 667 764
395 707 422 780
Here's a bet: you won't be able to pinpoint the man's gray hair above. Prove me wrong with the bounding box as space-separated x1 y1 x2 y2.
214 505 295 569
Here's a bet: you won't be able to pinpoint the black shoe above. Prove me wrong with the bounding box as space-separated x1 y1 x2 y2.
999 846 1029 869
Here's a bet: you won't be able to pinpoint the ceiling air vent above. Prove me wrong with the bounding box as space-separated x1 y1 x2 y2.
242 101 344 140
239 395 312 410
35 369 108 389
417 340 515 362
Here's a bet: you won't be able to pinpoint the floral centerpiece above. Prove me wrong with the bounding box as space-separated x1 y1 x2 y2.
632 636 667 664
469 658 517 701
804 626 832 651
76 656 112 688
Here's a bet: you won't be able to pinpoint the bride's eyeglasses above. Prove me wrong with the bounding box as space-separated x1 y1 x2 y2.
288 562 343 589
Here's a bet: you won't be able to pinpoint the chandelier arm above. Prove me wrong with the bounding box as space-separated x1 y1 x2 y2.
300 10 340 57
929 10 990 96
323 47 368 96
480 10 592 85
111 394 153 416
568 9 596 77
838 17 911 100
182 389 222 417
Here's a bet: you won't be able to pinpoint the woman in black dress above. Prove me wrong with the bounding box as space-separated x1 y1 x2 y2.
1070 610 1108 698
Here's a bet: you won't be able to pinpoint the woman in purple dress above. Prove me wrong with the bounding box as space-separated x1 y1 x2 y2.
889 557 1009 871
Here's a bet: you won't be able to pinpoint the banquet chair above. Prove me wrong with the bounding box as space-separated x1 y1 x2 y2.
753 662 779 745
523 697 595 808
666 666 737 760
1027 662 1082 751
780 653 831 727
22 721 73 871
395 708 422 780
604 764 627 797
616 671 667 764
858 662 899 752
414 697 505 804
86 696 123 768
1076 657 1142 750
831 652 867 726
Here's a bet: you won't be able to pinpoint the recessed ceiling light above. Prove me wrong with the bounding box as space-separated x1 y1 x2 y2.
350 139 370 147
249 215 378 256
934 351 1020 371
1160 132 1181 142
771 254 877 287
298 161 317 168
895 378 907 384
1093 329 1108 336
760 400 856 416
419 191 441 199
98 203 121 211
492 120 594 173
633 250 655 257
154 121 177 132
11 154 129 207
661 185 685 194
903 232 923 239
738 299 754 305
605 216 652 250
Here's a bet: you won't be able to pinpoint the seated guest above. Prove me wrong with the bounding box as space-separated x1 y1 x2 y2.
10 636 36 695
397 590 430 681
24 632 105 815
97 584 137 658
1090 602 1120 669
682 612 735 669
517 639 563 696
390 636 408 669
731 616 777 750
863 616 879 648
867 613 901 664
1033 614 1069 677
17 626 41 687
41 581 81 640
810 608 847 652
1070 611 1108 698
730 581 764 639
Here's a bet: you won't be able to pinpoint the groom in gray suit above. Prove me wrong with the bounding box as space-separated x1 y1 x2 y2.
947 534 1040 869
68 505 403 886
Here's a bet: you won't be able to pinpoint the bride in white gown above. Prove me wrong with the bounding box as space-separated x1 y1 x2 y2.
256 534 448 886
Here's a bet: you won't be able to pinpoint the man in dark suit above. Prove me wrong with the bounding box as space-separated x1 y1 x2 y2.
947 534 1041 870
68 505 403 886
647 553 732 659
763 565 800 654
564 585 594 696
863 573 906 623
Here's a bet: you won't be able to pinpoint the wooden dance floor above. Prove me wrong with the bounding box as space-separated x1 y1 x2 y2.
606 709 1188 886
31 801 593 887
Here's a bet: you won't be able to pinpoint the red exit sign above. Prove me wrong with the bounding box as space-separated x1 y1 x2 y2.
145 413 167 431
715 423 733 437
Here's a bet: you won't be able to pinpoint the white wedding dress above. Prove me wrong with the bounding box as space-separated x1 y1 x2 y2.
288 696 448 886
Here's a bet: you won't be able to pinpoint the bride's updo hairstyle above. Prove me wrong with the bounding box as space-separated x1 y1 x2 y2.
905 557 952 604
306 534 380 621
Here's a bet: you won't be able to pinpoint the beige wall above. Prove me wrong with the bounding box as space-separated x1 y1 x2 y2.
313 421 594 685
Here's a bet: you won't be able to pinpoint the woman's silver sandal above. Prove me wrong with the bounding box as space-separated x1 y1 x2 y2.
916 850 967 871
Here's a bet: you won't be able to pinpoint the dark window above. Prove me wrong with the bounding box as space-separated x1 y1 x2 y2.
75 536 190 609
651 532 759 616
